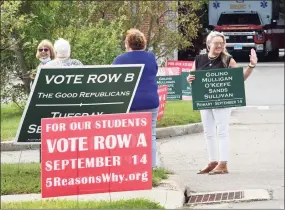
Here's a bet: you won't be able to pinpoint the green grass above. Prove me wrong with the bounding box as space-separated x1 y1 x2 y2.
152 168 173 187
1 103 22 141
0 101 201 141
1 198 164 209
1 163 41 195
157 101 201 128
1 163 172 195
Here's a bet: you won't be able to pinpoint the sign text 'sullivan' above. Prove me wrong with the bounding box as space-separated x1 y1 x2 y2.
190 67 246 110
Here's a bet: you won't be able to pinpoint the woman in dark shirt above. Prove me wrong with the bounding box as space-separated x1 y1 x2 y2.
112 29 159 168
187 31 258 175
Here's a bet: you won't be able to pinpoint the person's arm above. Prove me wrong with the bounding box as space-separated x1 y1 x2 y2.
190 60 196 71
187 59 197 83
229 58 254 81
229 49 258 81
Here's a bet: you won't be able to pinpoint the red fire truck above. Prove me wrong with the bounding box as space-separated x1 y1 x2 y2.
208 0 284 60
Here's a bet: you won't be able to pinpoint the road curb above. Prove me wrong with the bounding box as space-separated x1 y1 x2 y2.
156 123 204 139
1 123 204 151
156 175 186 208
0 177 185 209
1 141 40 151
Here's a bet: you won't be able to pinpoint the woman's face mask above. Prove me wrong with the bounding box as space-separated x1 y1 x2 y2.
39 57 51 64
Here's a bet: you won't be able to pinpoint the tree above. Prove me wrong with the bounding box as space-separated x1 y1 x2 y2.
1 1 35 94
113 1 206 62
0 1 125 104
71 19 125 65
1 1 205 105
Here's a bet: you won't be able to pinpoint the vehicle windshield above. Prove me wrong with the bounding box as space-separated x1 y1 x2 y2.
217 13 261 25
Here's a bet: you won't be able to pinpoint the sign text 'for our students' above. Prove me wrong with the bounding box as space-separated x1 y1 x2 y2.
41 112 152 198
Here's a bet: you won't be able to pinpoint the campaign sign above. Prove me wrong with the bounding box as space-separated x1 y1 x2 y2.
41 112 152 198
190 67 246 110
157 67 181 76
156 67 182 100
181 71 193 100
15 65 143 143
157 85 168 121
167 60 193 100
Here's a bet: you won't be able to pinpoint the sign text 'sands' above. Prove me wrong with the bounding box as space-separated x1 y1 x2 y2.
191 67 246 110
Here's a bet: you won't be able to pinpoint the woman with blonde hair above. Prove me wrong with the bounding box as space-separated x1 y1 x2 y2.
36 39 55 69
30 39 55 82
112 28 159 168
187 31 258 175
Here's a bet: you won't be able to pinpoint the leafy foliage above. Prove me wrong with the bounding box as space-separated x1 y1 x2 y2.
115 1 206 61
0 1 126 103
71 19 125 65
1 1 204 104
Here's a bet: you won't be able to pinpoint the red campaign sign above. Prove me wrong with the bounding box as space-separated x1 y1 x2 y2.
41 113 152 198
157 85 168 121
157 67 181 76
166 60 193 72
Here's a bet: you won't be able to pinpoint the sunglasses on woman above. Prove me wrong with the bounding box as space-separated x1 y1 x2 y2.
38 48 49 52
213 42 225 47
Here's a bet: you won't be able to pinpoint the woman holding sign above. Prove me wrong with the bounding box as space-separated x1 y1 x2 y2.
112 29 159 169
187 31 258 175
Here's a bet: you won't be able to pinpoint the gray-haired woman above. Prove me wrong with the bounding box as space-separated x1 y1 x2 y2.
187 31 258 175
46 38 83 67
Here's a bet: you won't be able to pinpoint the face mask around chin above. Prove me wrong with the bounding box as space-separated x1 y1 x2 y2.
39 57 51 63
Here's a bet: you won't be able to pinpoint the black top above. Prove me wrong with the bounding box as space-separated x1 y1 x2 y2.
195 54 232 70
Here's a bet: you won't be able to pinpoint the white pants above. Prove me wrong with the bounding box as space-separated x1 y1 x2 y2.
200 108 232 162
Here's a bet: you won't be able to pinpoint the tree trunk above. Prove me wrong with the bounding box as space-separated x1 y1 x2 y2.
12 32 31 94
146 16 155 51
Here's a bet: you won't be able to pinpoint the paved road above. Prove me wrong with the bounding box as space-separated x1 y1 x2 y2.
241 63 284 106
157 63 284 208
